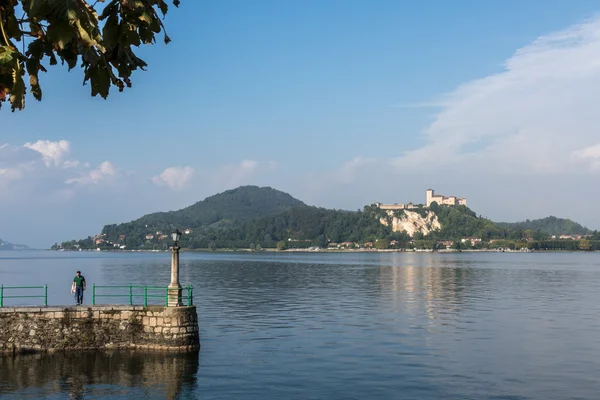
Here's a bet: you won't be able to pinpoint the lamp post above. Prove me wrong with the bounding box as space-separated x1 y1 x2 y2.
168 229 183 307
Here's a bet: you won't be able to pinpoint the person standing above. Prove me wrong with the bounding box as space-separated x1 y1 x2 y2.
71 271 86 305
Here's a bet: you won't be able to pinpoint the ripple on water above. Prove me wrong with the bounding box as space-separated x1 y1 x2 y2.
1 251 600 399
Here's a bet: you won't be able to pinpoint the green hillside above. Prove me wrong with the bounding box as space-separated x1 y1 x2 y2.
495 216 591 236
189 205 393 249
422 203 506 240
100 186 305 247
53 186 597 251
141 203 540 249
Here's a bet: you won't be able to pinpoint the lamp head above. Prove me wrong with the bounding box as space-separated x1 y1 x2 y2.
172 229 182 244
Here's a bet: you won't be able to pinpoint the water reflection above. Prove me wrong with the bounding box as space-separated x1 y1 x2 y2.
3 252 600 399
377 254 477 321
0 351 199 400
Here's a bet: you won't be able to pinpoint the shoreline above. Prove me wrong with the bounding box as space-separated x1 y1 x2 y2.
47 248 597 254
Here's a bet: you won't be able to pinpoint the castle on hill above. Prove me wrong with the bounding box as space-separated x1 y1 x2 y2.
376 189 466 210
426 188 466 207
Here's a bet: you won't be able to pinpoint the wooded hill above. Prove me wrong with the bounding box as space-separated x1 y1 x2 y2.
495 216 591 236
53 186 595 250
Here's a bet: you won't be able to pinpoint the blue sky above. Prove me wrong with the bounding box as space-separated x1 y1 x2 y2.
3 0 600 247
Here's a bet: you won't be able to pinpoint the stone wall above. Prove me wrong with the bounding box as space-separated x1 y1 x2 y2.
0 305 200 353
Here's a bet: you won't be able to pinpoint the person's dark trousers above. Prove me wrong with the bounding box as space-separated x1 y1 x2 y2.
75 287 84 305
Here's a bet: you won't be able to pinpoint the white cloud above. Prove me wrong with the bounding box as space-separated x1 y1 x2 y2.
573 143 600 159
337 157 377 182
62 160 81 169
201 159 277 188
572 142 600 170
65 161 117 185
240 159 258 171
391 16 600 175
0 141 119 193
23 140 71 167
0 167 23 183
152 166 195 191
0 143 40 186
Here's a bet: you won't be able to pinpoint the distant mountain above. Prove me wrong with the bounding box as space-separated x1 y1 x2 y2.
495 216 592 236
98 186 306 247
0 239 29 250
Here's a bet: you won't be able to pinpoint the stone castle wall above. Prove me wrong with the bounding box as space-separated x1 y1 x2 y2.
375 203 417 210
0 305 199 353
426 189 466 207
377 189 467 211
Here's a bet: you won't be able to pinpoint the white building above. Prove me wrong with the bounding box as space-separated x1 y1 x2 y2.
426 189 466 207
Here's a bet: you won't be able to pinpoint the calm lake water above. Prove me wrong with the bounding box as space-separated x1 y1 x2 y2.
1 251 600 399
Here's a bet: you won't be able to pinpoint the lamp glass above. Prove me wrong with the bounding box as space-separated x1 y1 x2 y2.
172 230 181 242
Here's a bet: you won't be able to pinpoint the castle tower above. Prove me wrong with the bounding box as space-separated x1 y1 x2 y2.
426 189 434 207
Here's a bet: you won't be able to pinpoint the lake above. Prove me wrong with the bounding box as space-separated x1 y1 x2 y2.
1 251 600 399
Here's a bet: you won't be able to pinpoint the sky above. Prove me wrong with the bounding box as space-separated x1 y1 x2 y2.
3 0 600 248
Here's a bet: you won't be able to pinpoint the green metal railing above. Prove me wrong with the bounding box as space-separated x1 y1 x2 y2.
91 284 194 307
0 285 48 307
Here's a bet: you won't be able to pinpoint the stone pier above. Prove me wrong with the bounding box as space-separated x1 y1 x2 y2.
0 305 200 353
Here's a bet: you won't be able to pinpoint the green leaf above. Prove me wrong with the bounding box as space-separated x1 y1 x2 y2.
46 22 75 50
123 23 141 47
4 13 23 41
139 12 153 25
0 47 15 67
82 48 100 65
139 25 155 44
57 46 78 70
67 9 79 22
116 61 131 79
10 74 26 112
47 0 78 21
157 1 169 16
49 52 58 66
65 55 77 70
87 64 110 99
0 71 12 101
99 0 119 20
102 13 120 48
30 74 43 101
28 0 48 20
25 56 39 76
26 39 45 59
80 0 100 25
128 51 147 69
75 19 102 51
150 16 161 33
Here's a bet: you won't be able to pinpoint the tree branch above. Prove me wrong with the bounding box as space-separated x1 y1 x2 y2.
0 10 11 47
